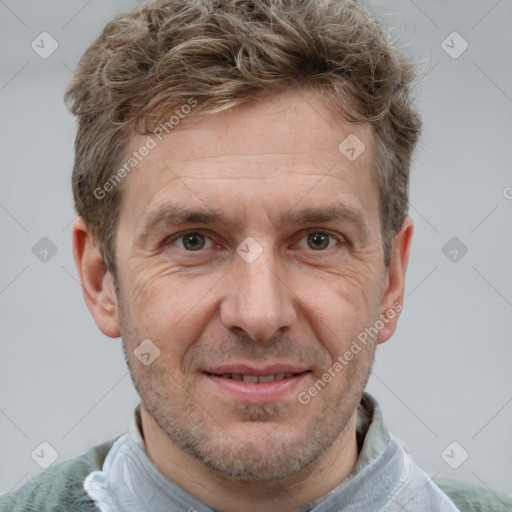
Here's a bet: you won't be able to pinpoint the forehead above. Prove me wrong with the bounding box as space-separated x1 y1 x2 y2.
119 90 378 228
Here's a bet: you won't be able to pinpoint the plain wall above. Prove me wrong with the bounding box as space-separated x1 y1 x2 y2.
1 0 511 497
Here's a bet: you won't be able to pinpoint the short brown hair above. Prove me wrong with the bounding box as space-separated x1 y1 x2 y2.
65 0 421 276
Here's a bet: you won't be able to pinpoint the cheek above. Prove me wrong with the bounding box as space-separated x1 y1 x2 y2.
292 266 382 358
120 262 220 355
124 261 187 317
336 262 383 311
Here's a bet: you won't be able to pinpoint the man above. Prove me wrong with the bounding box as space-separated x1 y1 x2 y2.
1 0 510 510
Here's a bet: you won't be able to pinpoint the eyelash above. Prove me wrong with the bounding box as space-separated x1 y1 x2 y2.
165 230 344 252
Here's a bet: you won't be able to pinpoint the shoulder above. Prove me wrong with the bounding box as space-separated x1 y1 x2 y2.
433 475 512 512
0 438 116 512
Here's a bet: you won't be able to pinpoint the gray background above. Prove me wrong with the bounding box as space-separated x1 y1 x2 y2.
1 0 511 500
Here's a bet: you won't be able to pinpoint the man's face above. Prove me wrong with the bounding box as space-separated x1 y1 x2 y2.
113 90 390 481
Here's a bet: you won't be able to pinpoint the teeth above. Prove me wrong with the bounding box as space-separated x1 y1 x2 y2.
216 373 298 382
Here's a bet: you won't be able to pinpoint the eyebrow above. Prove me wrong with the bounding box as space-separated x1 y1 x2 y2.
137 205 227 240
279 204 370 242
137 202 369 241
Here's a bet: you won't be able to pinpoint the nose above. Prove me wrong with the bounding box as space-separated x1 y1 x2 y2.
220 252 297 341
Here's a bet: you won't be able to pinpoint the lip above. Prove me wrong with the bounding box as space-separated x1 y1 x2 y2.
202 364 309 376
202 368 311 404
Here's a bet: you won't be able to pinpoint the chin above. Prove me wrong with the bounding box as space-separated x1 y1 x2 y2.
196 434 317 482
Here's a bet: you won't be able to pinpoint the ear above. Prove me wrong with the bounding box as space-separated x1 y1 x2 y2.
377 216 413 344
72 217 121 338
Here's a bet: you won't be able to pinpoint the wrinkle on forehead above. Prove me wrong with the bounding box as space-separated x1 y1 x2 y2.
139 152 353 182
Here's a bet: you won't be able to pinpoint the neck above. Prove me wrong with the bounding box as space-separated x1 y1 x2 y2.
140 407 359 512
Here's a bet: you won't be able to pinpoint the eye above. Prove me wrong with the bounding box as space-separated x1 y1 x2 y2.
173 232 213 251
297 231 339 251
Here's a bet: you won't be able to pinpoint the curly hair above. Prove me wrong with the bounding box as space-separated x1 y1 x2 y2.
65 0 421 276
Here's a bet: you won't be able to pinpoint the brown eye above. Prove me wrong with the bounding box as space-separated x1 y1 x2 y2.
306 232 332 250
179 233 207 251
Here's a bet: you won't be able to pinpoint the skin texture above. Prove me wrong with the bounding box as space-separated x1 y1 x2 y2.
73 89 413 512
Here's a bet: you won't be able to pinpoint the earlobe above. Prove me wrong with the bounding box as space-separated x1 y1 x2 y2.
72 217 121 338
377 216 414 344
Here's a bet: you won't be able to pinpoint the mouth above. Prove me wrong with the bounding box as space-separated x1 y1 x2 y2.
202 366 311 404
204 371 304 382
